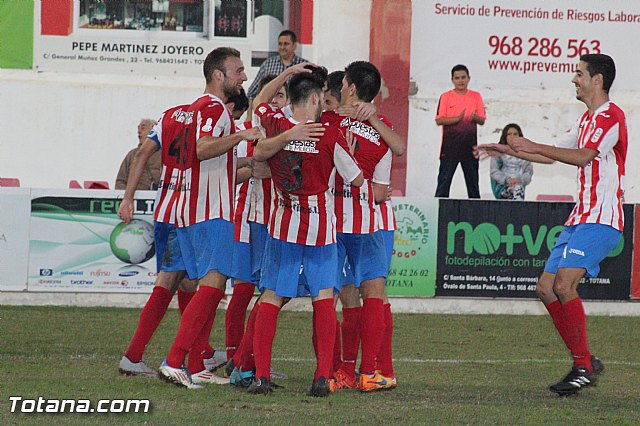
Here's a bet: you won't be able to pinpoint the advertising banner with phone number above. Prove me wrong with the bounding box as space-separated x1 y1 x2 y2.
412 0 639 90
435 199 633 300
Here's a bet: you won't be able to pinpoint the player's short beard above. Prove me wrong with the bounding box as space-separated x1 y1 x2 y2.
223 79 240 99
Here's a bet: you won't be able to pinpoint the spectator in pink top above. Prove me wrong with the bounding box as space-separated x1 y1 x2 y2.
435 64 485 198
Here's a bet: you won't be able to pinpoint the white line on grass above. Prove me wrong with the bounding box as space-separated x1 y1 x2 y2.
272 356 640 367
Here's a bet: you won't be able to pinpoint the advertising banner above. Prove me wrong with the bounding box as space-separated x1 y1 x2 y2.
34 0 251 77
0 189 31 292
28 190 157 293
436 200 633 300
387 197 438 297
413 0 639 91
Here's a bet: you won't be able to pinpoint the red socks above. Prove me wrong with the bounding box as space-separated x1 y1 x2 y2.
340 306 361 376
562 297 592 371
235 302 260 370
177 288 195 315
225 282 255 360
544 300 571 350
359 298 384 375
312 299 337 380
125 286 172 362
253 302 280 379
376 303 394 377
332 319 342 375
166 286 224 369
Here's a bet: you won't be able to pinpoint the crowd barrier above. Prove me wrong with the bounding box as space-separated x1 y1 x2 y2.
1 189 638 300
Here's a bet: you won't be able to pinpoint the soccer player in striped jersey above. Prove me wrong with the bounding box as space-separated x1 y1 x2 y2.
116 104 200 377
249 67 364 396
117 93 250 379
226 72 301 385
477 54 626 395
321 61 404 391
157 47 262 389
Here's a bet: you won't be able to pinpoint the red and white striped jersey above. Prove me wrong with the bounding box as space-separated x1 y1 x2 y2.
322 110 392 234
174 94 237 227
255 103 362 245
376 199 396 231
234 121 253 243
555 101 627 231
148 104 191 224
246 108 292 226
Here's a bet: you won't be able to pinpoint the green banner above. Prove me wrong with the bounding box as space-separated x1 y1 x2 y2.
387 197 438 297
0 0 33 69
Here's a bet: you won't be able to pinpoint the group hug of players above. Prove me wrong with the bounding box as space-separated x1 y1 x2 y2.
116 46 405 396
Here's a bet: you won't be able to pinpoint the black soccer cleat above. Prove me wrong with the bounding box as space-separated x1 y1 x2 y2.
307 376 335 397
549 366 597 396
247 376 275 395
225 358 236 378
591 355 604 375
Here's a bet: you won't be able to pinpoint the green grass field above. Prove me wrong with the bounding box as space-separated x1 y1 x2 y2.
1 305 639 425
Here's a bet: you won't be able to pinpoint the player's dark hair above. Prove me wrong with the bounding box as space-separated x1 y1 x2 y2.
326 71 345 102
279 30 297 44
258 74 277 92
344 61 381 103
227 87 248 113
451 64 469 78
203 47 241 84
498 123 523 145
581 54 616 93
287 67 326 105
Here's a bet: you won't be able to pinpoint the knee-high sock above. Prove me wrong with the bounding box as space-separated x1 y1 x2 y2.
339 306 361 376
312 299 337 380
177 289 195 315
187 293 223 374
332 319 342 376
225 282 255 360
234 302 260 370
125 286 173 362
253 302 280 379
562 297 592 371
544 300 571 350
359 298 384 375
166 286 224 369
376 303 394 377
178 288 216 358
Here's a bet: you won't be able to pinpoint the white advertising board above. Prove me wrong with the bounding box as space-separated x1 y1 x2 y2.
0 188 31 292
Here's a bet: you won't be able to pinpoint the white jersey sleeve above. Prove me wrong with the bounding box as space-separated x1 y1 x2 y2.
372 148 392 185
334 144 361 184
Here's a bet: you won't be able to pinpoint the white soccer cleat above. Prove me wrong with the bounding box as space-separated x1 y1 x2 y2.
192 369 231 385
118 356 157 377
158 360 203 389
204 350 228 372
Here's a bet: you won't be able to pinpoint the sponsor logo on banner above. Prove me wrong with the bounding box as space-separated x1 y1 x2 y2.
39 269 53 276
120 280 129 287
147 272 158 277
61 271 83 276
103 281 121 286
436 200 633 300
70 279 93 285
394 203 430 259
38 279 61 284
90 269 110 277
119 271 139 277
136 281 155 286
384 200 438 297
